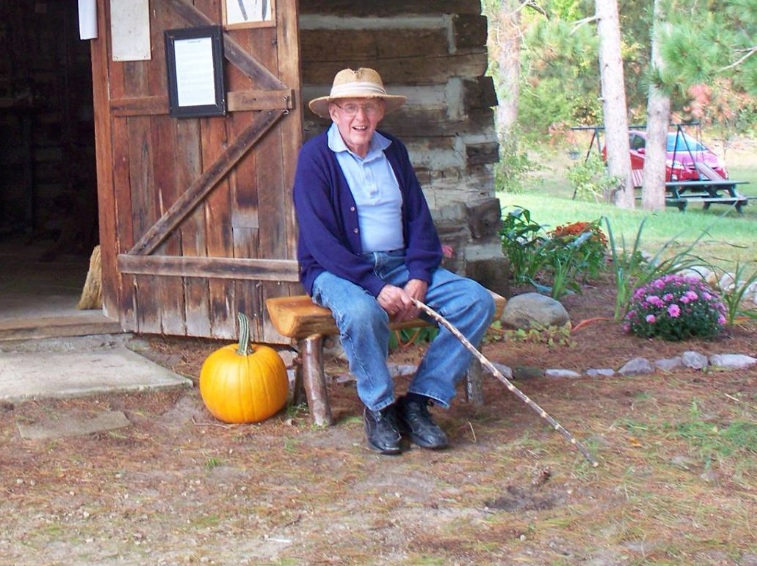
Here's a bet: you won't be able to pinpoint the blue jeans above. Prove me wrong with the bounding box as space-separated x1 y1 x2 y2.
311 251 496 411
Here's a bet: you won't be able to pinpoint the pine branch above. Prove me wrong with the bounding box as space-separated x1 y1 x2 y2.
719 45 757 72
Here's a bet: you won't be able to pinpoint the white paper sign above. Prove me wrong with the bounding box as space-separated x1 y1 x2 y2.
110 0 151 61
173 38 217 107
78 0 97 40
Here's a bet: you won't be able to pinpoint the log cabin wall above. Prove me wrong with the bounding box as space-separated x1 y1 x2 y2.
299 0 508 295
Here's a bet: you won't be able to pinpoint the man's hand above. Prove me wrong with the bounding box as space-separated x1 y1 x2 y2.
377 279 428 322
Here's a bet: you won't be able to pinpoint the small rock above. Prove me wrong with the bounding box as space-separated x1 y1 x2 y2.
388 364 417 378
700 470 720 483
618 357 654 376
679 266 713 282
286 368 297 387
718 272 739 291
709 353 757 370
512 366 544 380
334 373 356 384
682 351 708 370
277 349 298 367
655 357 682 372
586 368 614 378
544 369 582 379
323 337 347 361
670 455 695 469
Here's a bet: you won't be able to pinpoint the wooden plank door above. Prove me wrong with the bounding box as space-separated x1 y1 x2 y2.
90 0 303 342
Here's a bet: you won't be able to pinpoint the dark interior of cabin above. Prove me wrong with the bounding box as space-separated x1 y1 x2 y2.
0 0 100 334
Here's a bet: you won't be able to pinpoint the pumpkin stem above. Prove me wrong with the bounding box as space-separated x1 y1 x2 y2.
236 312 253 356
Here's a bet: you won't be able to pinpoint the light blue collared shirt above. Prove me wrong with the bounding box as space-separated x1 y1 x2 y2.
328 123 405 253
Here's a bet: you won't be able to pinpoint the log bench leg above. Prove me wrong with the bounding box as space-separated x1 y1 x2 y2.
299 334 333 426
297 334 485 426
465 358 484 406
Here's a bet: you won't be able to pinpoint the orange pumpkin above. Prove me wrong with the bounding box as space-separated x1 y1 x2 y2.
199 313 288 424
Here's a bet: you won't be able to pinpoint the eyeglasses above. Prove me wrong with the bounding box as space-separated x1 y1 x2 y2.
334 101 382 117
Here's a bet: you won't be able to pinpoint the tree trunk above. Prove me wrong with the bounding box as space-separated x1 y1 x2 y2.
641 0 670 211
493 0 521 143
595 0 634 209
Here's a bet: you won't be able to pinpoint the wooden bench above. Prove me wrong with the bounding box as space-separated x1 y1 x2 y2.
266 291 507 426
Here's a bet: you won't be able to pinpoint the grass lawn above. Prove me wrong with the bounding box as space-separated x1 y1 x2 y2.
501 139 757 271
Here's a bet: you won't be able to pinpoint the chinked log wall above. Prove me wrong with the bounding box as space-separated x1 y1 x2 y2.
299 0 508 296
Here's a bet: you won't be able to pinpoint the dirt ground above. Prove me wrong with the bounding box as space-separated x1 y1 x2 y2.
1 279 756 566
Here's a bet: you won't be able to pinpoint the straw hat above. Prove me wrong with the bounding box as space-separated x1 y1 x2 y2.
308 68 406 118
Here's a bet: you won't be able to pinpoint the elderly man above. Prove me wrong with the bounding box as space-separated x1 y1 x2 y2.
293 68 495 455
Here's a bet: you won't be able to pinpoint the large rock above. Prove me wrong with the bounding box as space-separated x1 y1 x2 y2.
501 293 570 330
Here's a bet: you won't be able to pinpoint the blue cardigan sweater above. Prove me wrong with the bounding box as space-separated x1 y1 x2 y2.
293 130 443 297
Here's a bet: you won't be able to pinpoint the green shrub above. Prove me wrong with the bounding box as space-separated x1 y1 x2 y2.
500 209 609 299
494 134 540 194
500 207 549 284
568 155 621 202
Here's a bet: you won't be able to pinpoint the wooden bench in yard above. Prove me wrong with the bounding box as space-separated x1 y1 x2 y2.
266 291 507 426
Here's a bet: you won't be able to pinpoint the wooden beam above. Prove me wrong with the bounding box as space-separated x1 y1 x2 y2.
227 89 295 112
129 109 283 255
111 89 294 116
166 0 286 90
299 0 482 16
118 254 300 281
111 95 169 117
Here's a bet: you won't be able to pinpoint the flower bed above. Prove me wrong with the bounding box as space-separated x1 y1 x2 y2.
624 274 727 341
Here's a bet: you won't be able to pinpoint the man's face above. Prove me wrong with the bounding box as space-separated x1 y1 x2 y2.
328 98 385 156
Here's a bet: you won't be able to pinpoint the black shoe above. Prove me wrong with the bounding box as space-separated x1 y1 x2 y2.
364 405 402 455
397 395 449 450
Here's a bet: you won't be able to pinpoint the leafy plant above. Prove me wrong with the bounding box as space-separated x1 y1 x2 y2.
485 320 573 347
603 217 706 320
712 262 757 326
501 210 611 300
567 155 622 202
547 220 609 282
494 134 540 194
500 207 549 284
623 274 727 341
548 255 574 300
389 327 438 351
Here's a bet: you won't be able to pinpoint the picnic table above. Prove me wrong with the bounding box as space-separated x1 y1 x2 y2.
663 180 750 212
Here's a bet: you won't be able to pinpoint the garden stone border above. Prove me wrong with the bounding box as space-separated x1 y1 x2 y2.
504 351 756 380
330 353 756 386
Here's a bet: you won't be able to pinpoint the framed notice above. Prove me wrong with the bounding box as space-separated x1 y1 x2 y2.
165 26 226 118
223 0 275 29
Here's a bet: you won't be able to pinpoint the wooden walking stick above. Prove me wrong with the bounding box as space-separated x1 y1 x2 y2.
411 299 599 467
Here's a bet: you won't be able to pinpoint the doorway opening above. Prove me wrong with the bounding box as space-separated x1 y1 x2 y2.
0 0 115 339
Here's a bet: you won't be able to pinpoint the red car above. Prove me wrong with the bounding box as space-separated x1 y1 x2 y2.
626 130 729 187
